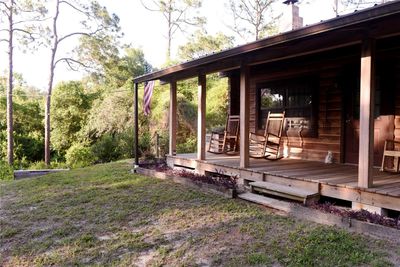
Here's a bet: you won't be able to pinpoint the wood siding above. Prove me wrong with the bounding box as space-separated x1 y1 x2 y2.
395 60 400 143
227 38 400 164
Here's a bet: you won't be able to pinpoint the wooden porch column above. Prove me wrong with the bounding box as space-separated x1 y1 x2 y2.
197 74 206 160
358 39 375 188
169 81 177 156
134 82 139 167
240 64 250 168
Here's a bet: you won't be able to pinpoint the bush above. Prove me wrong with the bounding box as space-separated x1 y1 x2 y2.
28 161 48 170
91 134 121 163
176 136 197 153
0 161 14 181
65 143 96 168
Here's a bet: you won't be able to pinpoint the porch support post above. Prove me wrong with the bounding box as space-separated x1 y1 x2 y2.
358 39 375 188
169 81 177 156
240 64 250 168
134 82 139 167
197 74 206 160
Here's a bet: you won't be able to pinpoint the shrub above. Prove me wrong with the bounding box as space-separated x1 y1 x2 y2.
0 161 14 181
65 143 96 168
50 161 69 169
91 134 121 163
28 161 48 170
176 136 197 153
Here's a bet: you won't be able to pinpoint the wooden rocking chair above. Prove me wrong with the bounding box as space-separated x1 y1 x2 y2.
381 139 400 172
208 115 240 154
249 111 285 160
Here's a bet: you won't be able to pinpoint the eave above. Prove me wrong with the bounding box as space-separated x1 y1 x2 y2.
133 1 400 84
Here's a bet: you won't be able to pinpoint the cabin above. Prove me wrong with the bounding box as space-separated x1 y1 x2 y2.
133 2 400 215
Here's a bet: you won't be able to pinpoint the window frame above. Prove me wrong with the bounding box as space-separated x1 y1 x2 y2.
256 76 319 137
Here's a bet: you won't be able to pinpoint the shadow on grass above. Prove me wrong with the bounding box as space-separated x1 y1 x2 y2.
0 161 397 266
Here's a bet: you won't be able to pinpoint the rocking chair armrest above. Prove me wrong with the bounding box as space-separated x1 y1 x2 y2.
266 133 281 138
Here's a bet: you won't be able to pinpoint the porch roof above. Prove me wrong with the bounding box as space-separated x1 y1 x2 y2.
133 1 400 84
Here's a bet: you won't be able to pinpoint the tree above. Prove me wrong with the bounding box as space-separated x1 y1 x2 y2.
85 47 148 137
140 0 205 62
0 75 45 166
51 81 92 153
228 0 279 41
0 0 46 165
177 31 234 61
43 0 121 165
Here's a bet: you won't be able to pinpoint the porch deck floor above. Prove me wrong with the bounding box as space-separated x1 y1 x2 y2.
176 153 400 198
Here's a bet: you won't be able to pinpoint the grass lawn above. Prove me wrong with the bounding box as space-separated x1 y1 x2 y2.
1 160 399 266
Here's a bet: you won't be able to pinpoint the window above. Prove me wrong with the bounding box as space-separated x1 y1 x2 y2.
257 77 317 137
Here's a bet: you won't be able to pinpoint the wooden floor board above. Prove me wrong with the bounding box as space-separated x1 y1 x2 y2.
171 153 400 206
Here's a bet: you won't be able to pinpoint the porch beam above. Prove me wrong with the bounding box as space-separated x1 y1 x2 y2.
358 39 375 188
197 74 206 160
240 64 250 168
169 81 177 156
134 82 139 167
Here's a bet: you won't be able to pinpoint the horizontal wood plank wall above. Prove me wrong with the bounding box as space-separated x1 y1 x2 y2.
395 61 400 142
249 64 346 163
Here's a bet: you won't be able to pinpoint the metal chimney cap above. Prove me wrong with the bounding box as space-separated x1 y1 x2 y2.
283 0 299 4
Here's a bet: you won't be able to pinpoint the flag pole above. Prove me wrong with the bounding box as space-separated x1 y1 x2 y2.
134 82 139 169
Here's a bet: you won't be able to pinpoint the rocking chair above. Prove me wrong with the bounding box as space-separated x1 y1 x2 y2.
249 111 285 160
208 115 240 154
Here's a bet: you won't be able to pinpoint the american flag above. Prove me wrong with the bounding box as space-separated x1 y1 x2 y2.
143 80 155 116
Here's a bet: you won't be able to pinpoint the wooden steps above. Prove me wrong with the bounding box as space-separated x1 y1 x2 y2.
237 192 293 212
249 181 320 205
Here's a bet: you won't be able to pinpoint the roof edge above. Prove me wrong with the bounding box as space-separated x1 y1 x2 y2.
133 1 400 83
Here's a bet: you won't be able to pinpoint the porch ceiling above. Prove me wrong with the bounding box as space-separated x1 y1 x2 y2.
133 1 400 84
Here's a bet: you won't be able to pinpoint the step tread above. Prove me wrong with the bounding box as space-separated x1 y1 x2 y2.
238 192 292 212
250 181 319 198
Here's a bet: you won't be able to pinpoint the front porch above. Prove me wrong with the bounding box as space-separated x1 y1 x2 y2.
166 153 400 212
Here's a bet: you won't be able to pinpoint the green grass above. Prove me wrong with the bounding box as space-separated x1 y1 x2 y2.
0 160 398 266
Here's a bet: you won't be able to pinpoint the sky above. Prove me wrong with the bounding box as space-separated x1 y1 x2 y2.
0 0 379 90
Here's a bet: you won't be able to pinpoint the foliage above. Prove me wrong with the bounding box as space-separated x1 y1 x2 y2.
311 202 400 229
0 78 44 164
206 75 229 129
87 89 134 137
177 31 234 61
176 136 197 153
164 167 238 189
51 81 92 152
90 131 134 163
28 161 48 170
65 143 96 168
0 160 13 181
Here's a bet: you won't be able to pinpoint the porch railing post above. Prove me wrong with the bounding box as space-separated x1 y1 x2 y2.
358 39 375 188
198 74 206 160
169 81 177 156
240 64 250 168
134 82 139 167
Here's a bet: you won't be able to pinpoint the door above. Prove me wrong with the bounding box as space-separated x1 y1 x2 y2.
344 67 395 166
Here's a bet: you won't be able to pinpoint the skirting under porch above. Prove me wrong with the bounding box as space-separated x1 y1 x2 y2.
166 153 400 213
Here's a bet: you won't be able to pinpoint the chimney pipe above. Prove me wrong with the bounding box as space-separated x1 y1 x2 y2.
279 0 303 33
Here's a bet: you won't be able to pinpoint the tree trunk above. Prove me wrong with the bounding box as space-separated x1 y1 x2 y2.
6 0 15 165
45 0 60 166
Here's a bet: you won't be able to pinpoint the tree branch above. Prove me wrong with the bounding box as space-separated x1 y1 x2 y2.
58 28 101 43
54 57 89 70
59 0 91 18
